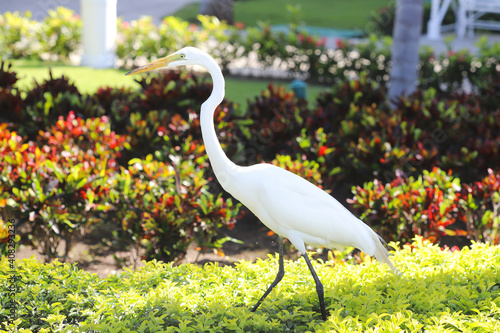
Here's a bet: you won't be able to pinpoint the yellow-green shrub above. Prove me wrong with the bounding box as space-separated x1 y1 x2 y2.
1 239 500 332
0 11 41 59
0 7 81 61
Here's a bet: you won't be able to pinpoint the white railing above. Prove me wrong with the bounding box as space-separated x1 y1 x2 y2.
427 0 500 39
457 0 500 37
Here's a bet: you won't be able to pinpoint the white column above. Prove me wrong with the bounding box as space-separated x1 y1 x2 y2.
81 0 117 68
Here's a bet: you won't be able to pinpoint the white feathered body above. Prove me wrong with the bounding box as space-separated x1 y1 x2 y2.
221 163 396 272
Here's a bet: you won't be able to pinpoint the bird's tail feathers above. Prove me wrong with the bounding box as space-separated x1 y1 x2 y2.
377 234 388 246
372 234 400 275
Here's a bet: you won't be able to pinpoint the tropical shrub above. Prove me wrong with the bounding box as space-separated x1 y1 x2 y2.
0 64 232 164
0 64 249 262
315 71 386 115
108 155 241 264
2 240 500 332
287 32 328 82
0 61 18 89
0 112 125 261
271 154 324 187
119 71 242 165
0 110 242 263
236 83 309 163
459 169 500 245
88 86 140 128
9 72 84 139
1 67 212 151
349 168 465 244
349 168 500 246
133 71 211 118
0 61 23 125
392 89 499 183
237 76 498 196
311 77 499 186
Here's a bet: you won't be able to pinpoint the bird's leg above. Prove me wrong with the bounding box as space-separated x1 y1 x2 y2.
302 253 327 321
251 235 285 313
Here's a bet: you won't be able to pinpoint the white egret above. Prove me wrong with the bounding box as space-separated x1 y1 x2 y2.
127 47 398 321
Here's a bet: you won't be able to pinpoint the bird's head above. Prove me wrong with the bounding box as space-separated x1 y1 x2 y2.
126 47 205 75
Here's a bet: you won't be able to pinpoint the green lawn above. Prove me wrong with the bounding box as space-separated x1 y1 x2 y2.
11 60 138 94
224 77 327 108
173 0 392 30
9 60 327 108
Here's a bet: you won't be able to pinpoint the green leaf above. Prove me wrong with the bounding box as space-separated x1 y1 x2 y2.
87 189 95 204
43 92 53 116
76 177 87 190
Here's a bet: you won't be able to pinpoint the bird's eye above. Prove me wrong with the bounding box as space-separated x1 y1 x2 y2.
180 54 186 59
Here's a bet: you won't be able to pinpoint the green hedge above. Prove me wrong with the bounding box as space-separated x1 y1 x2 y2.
2 240 500 332
0 7 80 61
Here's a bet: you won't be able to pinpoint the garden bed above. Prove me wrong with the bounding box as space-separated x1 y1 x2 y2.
1 40 499 264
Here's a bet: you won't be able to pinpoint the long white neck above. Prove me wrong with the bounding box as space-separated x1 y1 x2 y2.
199 55 238 186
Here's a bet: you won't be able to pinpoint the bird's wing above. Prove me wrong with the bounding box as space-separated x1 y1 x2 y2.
234 164 377 255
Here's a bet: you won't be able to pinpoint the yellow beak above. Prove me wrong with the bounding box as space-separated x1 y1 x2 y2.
125 53 182 75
